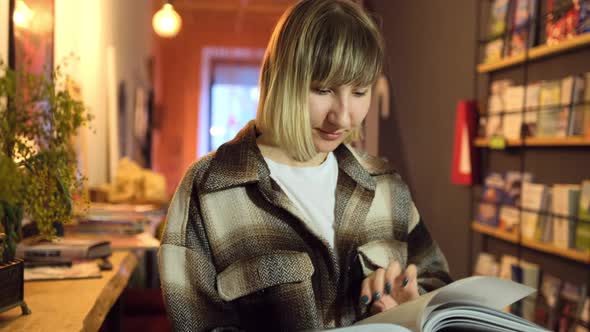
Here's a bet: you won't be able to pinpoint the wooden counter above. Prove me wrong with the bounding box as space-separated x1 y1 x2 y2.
0 250 139 332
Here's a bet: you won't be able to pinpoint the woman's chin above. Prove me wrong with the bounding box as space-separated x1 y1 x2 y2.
314 139 343 154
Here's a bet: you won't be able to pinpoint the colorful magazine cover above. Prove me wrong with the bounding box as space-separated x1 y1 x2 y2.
477 173 506 227
546 0 578 45
499 171 533 232
489 0 511 37
578 0 590 34
509 0 538 56
484 0 511 62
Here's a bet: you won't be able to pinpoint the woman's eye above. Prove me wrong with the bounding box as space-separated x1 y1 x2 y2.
313 88 331 95
353 90 368 97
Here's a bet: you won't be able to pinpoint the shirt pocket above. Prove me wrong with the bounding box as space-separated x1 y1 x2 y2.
217 250 314 301
216 251 320 330
356 239 407 276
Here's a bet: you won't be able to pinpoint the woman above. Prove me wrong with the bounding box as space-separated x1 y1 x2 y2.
159 0 452 331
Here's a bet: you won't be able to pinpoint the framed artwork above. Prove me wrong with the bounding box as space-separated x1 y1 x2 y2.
12 0 54 75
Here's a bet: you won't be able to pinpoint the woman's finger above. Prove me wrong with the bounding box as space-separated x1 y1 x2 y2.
360 273 373 305
371 268 386 302
393 264 411 288
403 264 418 287
392 264 420 303
384 261 401 295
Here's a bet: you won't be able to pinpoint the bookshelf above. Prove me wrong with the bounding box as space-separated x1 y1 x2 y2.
477 33 590 73
471 1 590 327
471 222 590 264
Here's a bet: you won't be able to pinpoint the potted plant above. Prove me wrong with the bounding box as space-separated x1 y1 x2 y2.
0 60 91 315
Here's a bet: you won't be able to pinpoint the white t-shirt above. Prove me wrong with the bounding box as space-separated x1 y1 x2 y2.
264 152 338 247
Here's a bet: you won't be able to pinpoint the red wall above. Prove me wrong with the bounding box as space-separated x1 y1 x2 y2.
152 7 284 195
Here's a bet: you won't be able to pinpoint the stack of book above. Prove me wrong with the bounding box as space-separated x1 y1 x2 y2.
15 238 112 281
68 203 165 236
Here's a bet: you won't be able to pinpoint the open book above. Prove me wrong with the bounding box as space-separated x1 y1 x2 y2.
334 276 549 332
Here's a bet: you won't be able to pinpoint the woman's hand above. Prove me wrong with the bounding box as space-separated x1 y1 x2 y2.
359 262 420 315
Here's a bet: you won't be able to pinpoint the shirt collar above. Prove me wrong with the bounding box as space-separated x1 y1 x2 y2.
201 121 392 193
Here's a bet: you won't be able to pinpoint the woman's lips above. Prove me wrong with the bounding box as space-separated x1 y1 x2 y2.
317 129 344 141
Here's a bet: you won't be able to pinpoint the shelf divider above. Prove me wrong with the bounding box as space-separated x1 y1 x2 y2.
477 33 590 73
474 137 590 147
471 222 590 263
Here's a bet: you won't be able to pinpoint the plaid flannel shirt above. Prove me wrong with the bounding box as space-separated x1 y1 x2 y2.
159 121 452 331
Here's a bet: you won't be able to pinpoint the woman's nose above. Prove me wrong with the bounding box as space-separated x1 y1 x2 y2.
327 96 351 127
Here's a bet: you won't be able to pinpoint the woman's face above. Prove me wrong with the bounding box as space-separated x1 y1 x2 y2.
308 84 372 153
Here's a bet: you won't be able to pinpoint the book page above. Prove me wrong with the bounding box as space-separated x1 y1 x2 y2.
328 323 411 332
354 276 535 332
427 276 535 309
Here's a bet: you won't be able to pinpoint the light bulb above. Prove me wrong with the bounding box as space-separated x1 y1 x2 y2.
152 3 182 38
13 0 34 29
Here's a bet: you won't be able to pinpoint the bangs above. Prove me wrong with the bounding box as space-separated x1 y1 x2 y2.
310 9 383 88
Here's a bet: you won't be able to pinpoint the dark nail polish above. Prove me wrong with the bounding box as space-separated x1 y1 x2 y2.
385 282 392 294
360 295 370 305
373 292 381 301
402 277 409 287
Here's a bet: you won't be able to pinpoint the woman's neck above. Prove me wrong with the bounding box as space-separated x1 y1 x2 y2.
256 134 327 167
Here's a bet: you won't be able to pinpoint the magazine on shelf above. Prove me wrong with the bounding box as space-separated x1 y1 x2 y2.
555 282 588 331
477 173 505 227
551 184 581 249
584 72 590 138
573 298 590 330
579 0 590 34
546 0 579 45
508 259 540 321
576 180 590 251
485 80 513 138
521 182 550 239
534 274 563 329
537 80 562 137
473 252 499 276
486 93 505 137
566 74 586 136
484 0 511 63
349 276 548 332
524 82 541 137
507 0 538 56
499 171 533 232
502 85 525 139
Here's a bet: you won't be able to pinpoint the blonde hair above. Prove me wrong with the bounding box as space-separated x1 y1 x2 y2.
255 0 384 161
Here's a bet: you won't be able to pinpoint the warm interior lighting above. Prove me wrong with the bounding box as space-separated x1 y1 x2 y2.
13 0 34 29
152 3 182 38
